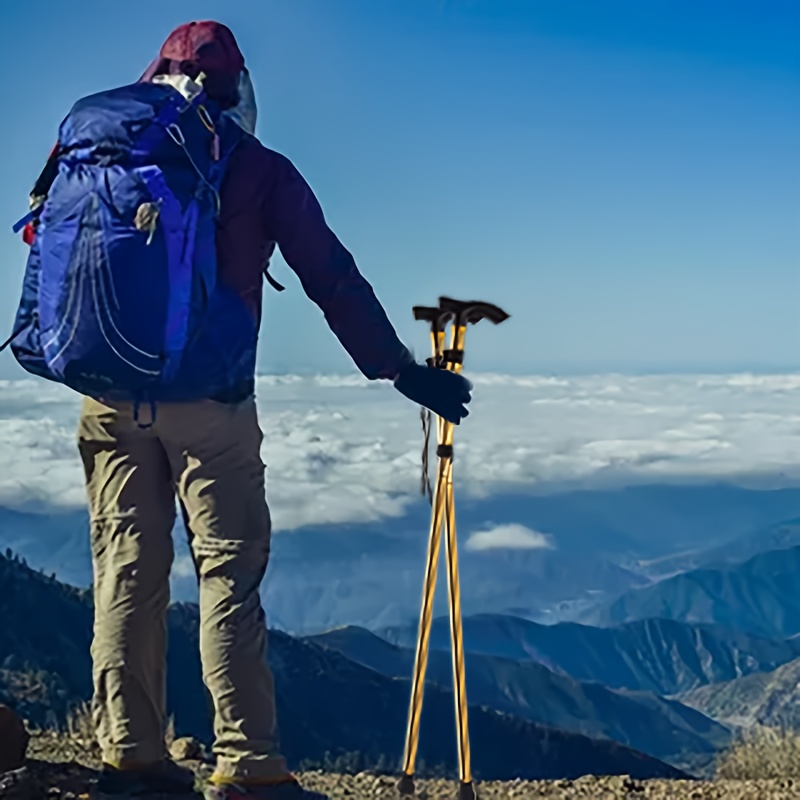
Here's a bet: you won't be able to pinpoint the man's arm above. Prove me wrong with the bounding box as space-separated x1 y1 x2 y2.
266 153 415 381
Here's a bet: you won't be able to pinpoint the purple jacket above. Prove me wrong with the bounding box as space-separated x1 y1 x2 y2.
216 134 414 382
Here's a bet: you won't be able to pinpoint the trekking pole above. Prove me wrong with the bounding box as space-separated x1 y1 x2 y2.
399 297 510 800
398 305 453 796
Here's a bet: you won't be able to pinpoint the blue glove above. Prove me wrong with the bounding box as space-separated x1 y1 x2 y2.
394 361 473 424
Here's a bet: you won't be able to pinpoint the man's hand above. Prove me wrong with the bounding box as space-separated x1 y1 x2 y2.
394 362 473 425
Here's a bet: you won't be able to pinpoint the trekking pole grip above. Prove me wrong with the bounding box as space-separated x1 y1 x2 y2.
437 297 510 327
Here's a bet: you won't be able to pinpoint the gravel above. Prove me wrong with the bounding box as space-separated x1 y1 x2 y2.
6 735 800 799
296 772 800 799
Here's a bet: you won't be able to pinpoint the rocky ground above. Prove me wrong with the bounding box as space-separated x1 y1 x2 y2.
2 719 800 799
6 737 800 799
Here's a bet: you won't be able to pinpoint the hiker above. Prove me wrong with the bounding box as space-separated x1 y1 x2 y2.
3 19 472 800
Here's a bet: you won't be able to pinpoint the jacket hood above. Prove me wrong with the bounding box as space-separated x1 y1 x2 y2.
139 59 258 136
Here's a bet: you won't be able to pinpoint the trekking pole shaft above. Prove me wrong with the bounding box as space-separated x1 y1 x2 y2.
442 325 474 789
444 462 474 789
400 466 447 779
433 331 444 356
399 326 449 788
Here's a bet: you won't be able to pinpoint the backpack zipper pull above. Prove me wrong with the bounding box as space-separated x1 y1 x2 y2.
134 200 162 245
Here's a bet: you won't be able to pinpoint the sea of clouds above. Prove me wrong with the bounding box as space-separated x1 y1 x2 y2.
1 372 798 547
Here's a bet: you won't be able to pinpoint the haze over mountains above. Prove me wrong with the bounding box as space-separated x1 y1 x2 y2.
3 485 800 635
638 518 800 579
167 488 800 635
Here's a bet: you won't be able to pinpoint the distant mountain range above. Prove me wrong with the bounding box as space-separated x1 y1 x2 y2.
377 614 800 696
680 657 800 731
582 545 800 638
0 552 686 781
0 509 89 588
308 625 731 768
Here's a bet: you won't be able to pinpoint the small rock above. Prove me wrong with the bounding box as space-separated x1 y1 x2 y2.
0 768 31 800
169 736 203 762
0 706 29 772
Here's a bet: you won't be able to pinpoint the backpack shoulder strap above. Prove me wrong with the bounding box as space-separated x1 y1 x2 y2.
12 144 60 234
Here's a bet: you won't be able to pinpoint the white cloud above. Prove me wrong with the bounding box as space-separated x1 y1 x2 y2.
0 372 799 531
466 523 554 552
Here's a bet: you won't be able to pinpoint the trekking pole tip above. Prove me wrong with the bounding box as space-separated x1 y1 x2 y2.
458 780 478 800
397 773 416 795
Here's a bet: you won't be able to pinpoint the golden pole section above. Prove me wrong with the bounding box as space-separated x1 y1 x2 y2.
442 324 475 796
399 329 450 792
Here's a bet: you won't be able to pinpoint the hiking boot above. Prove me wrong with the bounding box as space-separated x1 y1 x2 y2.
203 779 330 800
91 760 199 798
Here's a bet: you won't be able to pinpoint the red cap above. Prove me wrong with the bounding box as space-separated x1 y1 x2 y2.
159 21 245 76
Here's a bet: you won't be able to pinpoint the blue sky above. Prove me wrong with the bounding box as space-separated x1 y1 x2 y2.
0 0 797 378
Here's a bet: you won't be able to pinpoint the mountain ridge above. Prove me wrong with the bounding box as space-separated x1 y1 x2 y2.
0 551 686 781
581 545 800 638
680 656 800 731
376 613 800 696
307 625 731 768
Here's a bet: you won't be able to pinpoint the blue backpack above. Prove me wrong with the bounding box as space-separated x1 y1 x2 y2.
3 80 259 420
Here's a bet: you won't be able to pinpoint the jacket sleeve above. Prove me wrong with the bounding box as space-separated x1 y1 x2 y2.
267 154 415 381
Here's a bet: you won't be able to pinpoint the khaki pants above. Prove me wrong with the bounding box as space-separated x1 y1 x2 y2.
77 395 289 784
